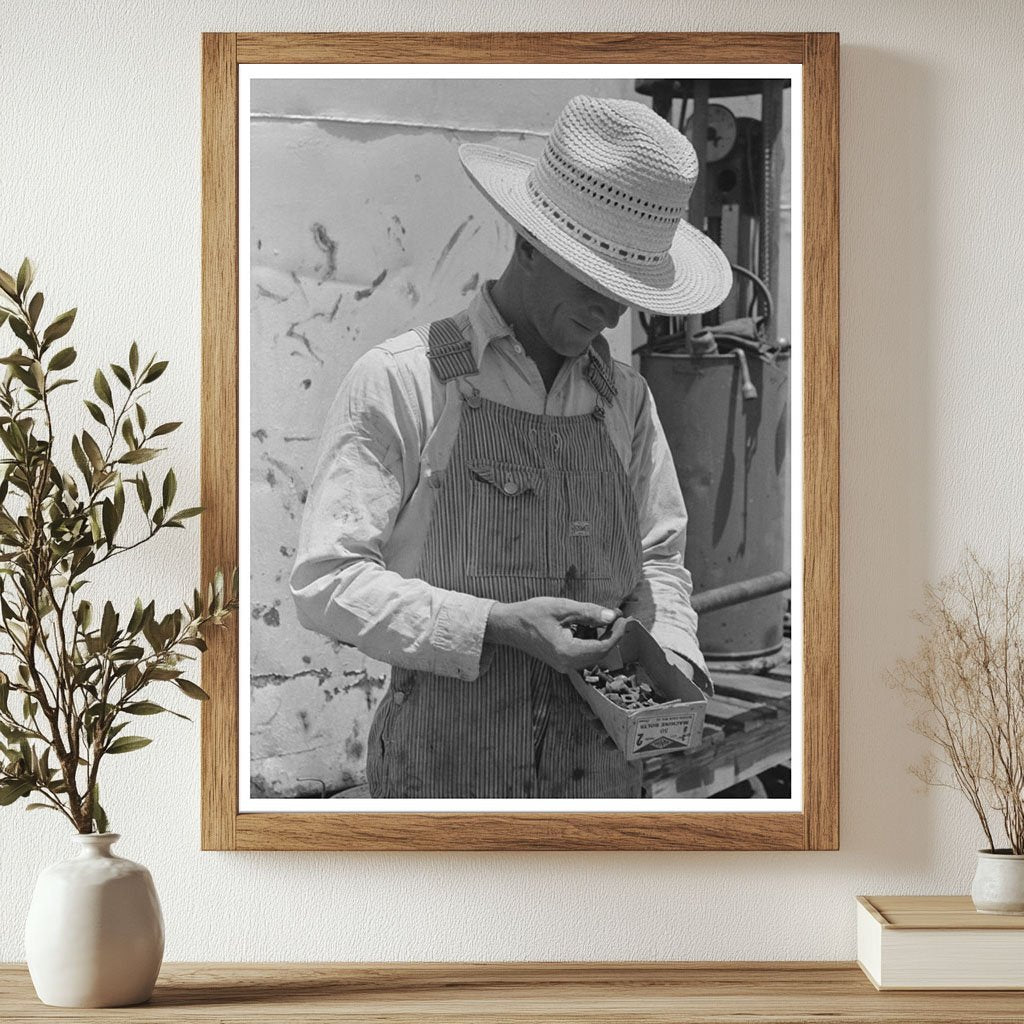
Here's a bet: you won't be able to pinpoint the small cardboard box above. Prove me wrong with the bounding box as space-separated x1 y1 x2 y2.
568 619 708 761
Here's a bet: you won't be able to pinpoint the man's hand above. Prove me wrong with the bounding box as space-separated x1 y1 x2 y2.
485 598 627 674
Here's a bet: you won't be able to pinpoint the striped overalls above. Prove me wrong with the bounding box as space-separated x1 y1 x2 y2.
366 319 644 798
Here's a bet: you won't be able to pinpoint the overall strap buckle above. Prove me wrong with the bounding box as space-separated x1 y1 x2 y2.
460 380 482 409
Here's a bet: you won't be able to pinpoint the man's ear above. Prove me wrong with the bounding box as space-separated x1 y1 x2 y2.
514 234 537 266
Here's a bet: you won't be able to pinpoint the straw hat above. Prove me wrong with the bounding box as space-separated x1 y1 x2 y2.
458 94 733 316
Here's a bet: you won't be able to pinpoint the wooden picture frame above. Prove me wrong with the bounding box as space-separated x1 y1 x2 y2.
201 32 838 851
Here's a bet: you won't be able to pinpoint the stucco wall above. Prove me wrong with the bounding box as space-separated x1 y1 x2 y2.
3 0 1023 964
248 78 641 796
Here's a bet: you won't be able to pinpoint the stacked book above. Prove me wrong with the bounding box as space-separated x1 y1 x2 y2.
857 895 1024 990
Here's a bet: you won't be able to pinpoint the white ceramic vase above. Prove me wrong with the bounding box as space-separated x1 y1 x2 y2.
24 833 164 1007
971 849 1024 915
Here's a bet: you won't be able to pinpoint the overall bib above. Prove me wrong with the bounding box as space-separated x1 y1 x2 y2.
366 319 644 798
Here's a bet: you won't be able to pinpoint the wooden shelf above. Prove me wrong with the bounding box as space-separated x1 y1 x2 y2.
3 962 1024 1022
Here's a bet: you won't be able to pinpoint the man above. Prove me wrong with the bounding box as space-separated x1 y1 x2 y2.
290 94 732 799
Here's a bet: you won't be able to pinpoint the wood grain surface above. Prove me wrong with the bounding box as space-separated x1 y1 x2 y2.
232 810 806 851
235 32 808 64
200 32 239 853
801 30 841 855
861 895 1024 930
3 962 1022 1023
200 32 840 851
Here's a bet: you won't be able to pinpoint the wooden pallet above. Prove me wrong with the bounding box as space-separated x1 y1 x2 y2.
643 650 792 799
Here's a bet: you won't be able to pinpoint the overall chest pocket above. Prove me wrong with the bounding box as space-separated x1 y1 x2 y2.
466 461 548 578
548 469 640 591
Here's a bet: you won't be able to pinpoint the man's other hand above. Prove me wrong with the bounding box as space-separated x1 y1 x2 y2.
484 598 627 674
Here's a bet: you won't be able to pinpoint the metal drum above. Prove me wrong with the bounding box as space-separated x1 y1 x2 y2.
640 350 791 661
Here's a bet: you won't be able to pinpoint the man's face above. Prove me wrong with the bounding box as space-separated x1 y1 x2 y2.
522 246 628 357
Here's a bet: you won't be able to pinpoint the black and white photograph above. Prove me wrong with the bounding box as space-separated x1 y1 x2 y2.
241 66 801 810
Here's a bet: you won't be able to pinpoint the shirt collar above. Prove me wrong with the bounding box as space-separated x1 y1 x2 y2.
467 280 515 365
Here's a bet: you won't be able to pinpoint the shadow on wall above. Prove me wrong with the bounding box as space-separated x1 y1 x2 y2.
837 48 936 869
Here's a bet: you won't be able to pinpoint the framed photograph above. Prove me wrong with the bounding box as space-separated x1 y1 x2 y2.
201 32 838 850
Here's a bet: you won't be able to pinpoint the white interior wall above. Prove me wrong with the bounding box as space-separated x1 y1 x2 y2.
1 0 1022 962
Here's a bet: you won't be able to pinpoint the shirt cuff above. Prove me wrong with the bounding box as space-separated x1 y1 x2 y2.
649 625 713 695
432 592 495 681
667 651 696 681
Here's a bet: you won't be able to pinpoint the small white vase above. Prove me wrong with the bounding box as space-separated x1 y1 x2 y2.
971 849 1024 915
24 833 164 1007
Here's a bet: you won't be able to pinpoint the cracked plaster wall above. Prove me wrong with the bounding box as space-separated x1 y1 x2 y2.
248 78 645 796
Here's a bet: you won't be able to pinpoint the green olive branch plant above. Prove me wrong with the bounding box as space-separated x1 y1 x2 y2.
0 258 237 833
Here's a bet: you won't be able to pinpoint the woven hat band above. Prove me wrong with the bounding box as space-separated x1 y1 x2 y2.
524 176 670 267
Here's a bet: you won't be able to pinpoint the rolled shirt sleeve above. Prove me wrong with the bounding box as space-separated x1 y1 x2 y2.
289 346 494 681
619 378 712 691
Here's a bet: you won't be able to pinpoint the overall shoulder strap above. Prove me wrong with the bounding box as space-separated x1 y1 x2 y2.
411 316 478 448
583 335 619 405
414 316 479 383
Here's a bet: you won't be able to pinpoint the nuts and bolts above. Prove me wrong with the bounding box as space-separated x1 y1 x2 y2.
580 662 664 708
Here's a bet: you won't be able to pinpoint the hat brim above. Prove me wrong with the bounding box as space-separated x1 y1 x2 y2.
459 143 733 316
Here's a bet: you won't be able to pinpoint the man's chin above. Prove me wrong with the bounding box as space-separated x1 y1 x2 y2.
557 333 598 358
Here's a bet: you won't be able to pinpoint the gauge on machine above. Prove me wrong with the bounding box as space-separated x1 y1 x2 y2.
683 103 738 162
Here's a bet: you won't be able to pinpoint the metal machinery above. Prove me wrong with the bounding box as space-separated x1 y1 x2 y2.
634 79 791 664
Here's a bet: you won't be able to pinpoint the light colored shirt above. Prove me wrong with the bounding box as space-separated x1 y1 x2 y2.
290 282 707 683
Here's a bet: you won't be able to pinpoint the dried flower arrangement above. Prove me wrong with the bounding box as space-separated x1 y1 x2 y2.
894 551 1024 854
